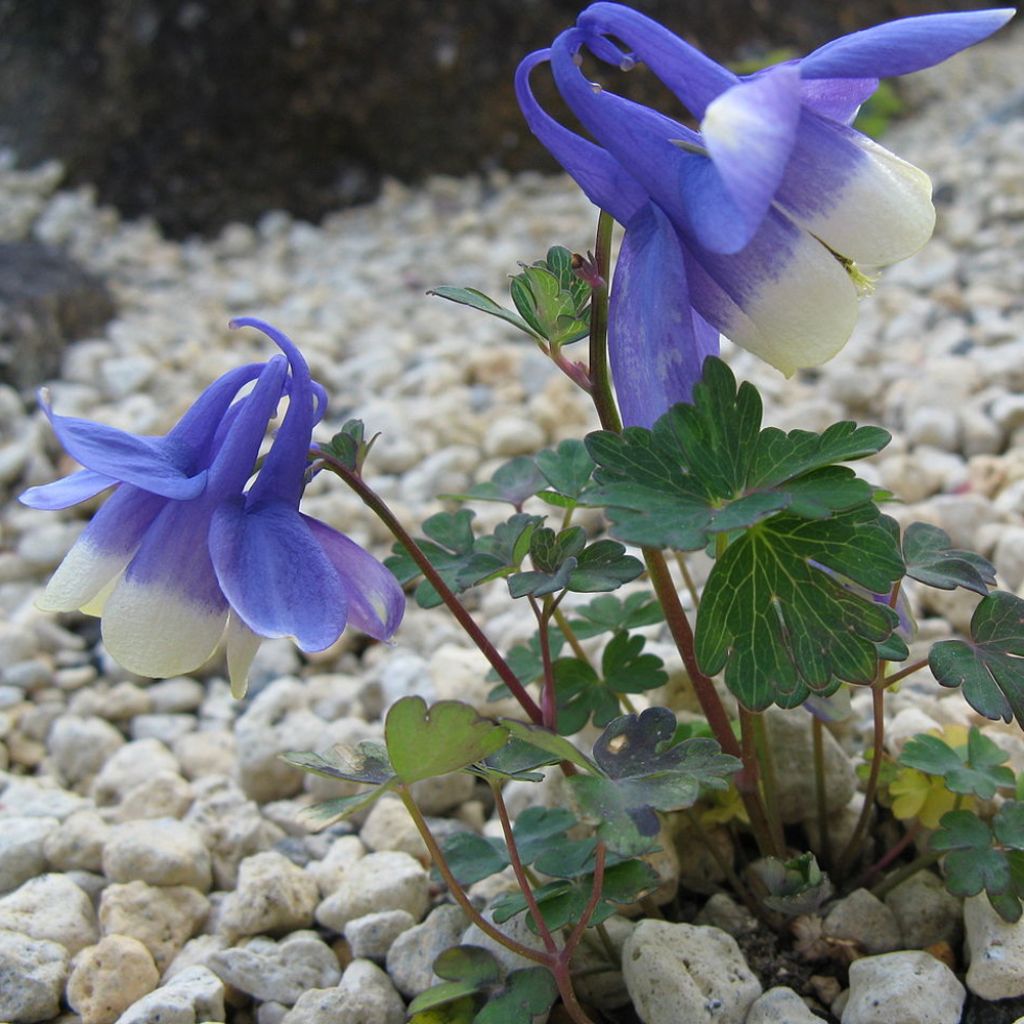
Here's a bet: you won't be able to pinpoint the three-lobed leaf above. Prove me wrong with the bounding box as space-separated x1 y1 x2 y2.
929 591 1024 729
903 522 996 595
899 727 1014 799
585 357 889 553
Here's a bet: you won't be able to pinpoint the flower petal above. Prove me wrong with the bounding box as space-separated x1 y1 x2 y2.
210 496 347 652
225 612 263 699
304 516 405 642
682 209 858 375
576 2 738 117
41 397 209 501
37 486 166 613
799 9 1015 79
609 203 719 428
798 76 878 124
550 30 753 253
776 112 935 267
701 65 802 239
101 500 229 679
231 320 315 507
515 49 647 225
19 469 117 510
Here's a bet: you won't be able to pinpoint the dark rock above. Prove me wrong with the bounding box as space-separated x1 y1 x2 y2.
0 242 116 391
0 0 1002 238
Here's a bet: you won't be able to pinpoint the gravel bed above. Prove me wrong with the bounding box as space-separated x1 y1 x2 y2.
2 21 1024 1024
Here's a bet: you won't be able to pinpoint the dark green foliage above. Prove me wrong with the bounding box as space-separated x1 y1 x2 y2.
695 506 903 709
408 946 558 1024
931 802 1024 922
899 727 1015 799
751 853 832 916
568 708 740 855
585 357 889 551
902 521 995 595
929 591 1024 729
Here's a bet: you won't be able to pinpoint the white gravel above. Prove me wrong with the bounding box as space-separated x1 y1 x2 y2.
1 19 1024 1024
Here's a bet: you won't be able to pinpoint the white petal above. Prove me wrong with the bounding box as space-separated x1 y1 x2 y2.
101 578 228 679
225 612 263 699
37 539 131 614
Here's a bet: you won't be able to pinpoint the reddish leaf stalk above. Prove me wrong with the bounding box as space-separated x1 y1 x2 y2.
319 452 543 724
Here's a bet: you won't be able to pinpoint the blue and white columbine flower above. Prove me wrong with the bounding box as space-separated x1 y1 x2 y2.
21 318 404 696
516 5 1014 426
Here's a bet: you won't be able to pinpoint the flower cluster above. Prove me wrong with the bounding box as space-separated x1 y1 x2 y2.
20 318 404 696
517 4 1014 426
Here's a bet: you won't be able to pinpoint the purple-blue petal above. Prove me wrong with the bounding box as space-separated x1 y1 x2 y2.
210 497 348 651
207 356 288 496
798 77 879 124
119 498 223 607
304 516 405 642
230 320 315 507
41 400 209 501
576 2 738 117
19 469 117 510
515 49 647 226
799 9 1015 80
69 483 167 561
550 30 753 254
609 203 719 429
701 66 802 238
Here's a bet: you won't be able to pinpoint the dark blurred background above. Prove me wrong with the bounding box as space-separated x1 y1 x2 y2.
0 0 999 238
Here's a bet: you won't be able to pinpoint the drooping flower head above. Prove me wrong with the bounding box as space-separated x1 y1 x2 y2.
21 319 404 696
516 5 1014 426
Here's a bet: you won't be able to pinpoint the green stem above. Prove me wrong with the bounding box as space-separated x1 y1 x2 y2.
553 606 593 669
673 551 702 611
490 780 559 956
396 785 547 964
836 681 886 878
748 710 785 855
812 716 833 870
319 452 543 725
588 210 621 434
642 546 777 855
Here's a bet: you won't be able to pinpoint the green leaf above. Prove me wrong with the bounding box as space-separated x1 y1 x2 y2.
385 698 508 783
512 807 578 864
566 592 664 639
552 658 621 735
569 707 740 854
485 632 565 695
428 285 540 339
474 737 560 781
931 810 1008 896
900 728 1014 799
474 968 559 1024
299 785 394 828
321 419 372 471
585 357 889 552
752 853 833 916
994 801 1024 849
407 946 502 1015
386 510 537 608
441 832 511 886
696 506 903 709
507 529 643 598
903 522 996 595
602 632 668 693
281 740 394 785
535 440 596 505
447 457 546 509
408 996 476 1024
491 859 658 932
510 262 590 347
929 591 1024 729
569 540 645 593
501 719 597 773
